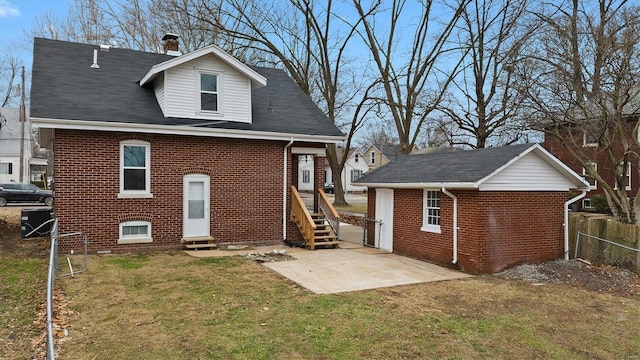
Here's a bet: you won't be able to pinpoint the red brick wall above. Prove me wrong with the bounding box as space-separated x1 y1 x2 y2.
368 188 566 274
392 189 454 264
474 191 565 273
53 129 304 252
543 123 639 201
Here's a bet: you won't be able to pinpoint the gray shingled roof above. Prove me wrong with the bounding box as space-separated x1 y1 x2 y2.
30 38 344 138
355 143 535 184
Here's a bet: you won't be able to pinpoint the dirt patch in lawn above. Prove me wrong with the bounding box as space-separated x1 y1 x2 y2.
496 259 640 297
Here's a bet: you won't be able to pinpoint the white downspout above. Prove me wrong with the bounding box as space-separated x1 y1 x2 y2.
441 187 458 264
283 137 294 240
564 191 586 260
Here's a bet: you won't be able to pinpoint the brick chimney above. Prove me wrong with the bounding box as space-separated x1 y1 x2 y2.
162 33 180 56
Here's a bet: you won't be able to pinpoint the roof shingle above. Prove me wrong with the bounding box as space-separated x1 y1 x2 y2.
355 143 535 184
30 38 344 138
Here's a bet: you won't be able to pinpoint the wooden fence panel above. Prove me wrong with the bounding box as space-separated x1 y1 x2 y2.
569 214 640 271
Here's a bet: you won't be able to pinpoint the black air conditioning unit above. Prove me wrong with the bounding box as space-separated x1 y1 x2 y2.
21 208 53 238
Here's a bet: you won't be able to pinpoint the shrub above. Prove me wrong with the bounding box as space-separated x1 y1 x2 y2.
590 195 610 214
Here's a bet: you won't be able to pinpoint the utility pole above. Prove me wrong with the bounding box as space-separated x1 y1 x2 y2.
19 66 25 183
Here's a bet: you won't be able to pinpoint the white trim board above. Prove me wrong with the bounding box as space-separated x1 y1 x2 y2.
31 117 345 144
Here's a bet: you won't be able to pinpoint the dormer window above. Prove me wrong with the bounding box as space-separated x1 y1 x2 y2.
197 71 220 113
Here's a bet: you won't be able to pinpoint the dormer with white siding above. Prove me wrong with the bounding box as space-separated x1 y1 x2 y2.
139 45 267 123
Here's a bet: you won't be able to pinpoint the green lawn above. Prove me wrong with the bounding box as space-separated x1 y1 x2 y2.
46 252 640 360
0 234 49 360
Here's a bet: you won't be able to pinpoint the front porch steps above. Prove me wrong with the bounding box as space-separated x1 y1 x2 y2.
181 236 217 250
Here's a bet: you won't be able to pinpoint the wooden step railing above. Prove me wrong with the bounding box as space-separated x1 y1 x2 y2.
290 185 316 248
318 188 340 240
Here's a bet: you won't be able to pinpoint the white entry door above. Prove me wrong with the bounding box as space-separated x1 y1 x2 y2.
375 188 394 252
183 174 210 238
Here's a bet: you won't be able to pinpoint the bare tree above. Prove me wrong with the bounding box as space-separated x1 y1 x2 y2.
439 0 533 149
23 0 223 53
354 0 470 155
0 54 21 107
519 0 640 223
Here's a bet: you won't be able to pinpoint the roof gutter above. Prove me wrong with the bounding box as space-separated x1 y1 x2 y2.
441 187 458 264
29 117 345 144
564 191 586 260
354 182 478 190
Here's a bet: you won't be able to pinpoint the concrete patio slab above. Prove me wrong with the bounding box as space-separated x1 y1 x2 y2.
186 241 471 294
263 248 471 294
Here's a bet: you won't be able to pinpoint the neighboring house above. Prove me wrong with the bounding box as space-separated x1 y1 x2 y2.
0 108 48 184
364 142 416 171
543 115 640 209
355 143 589 274
324 148 368 193
30 36 344 252
297 155 315 192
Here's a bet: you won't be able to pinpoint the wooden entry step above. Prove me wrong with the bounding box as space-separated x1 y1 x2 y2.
181 236 217 250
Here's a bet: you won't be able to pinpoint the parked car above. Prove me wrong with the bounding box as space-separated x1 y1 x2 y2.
0 182 53 207
323 182 334 194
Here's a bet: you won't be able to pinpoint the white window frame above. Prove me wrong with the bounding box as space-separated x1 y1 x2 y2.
421 189 441 233
582 162 598 190
614 162 632 191
370 152 376 164
350 169 363 182
119 140 152 198
354 154 359 163
302 170 310 184
582 131 597 147
118 221 152 244
195 68 223 115
583 198 592 209
0 162 13 174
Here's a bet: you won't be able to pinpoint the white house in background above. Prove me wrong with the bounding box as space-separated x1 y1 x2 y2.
0 108 48 184
297 155 315 191
325 148 369 193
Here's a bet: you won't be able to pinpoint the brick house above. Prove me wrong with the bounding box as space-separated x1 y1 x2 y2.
355 143 589 274
542 115 640 209
30 36 344 252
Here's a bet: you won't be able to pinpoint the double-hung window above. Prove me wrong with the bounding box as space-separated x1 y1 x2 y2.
0 162 13 174
351 169 364 182
422 190 441 233
614 162 632 191
119 140 151 198
198 71 219 113
582 131 597 147
118 221 152 244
